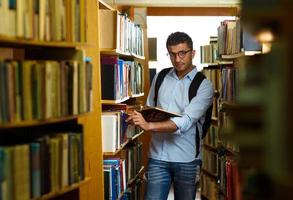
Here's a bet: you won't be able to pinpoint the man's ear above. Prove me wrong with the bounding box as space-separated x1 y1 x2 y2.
192 50 196 58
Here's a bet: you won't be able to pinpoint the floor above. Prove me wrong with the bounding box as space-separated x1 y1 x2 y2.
167 184 201 200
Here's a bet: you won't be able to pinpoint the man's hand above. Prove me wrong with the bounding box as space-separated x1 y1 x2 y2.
126 110 150 131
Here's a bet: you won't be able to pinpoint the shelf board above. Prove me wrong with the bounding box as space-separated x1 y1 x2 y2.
103 130 145 156
99 0 115 10
99 0 115 11
101 96 130 104
130 93 144 98
220 101 263 116
0 35 91 48
212 116 218 121
201 61 233 66
0 113 90 129
100 48 145 60
36 177 91 200
219 101 238 111
218 141 240 156
127 166 145 186
101 93 144 104
201 168 218 178
203 144 218 152
131 130 144 140
211 117 218 126
221 51 262 59
132 53 145 60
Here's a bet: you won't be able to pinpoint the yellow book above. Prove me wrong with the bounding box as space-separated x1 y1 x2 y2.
16 0 24 37
22 61 35 120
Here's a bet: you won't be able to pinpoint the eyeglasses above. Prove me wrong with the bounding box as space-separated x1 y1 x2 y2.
167 49 192 59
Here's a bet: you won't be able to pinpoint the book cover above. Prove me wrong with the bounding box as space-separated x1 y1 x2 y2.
102 113 119 153
30 142 41 198
128 105 182 122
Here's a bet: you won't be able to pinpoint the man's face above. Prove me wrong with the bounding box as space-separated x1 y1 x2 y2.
167 42 195 74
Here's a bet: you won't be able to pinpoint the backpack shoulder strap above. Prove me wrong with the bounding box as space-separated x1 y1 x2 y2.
154 67 172 106
188 71 206 101
189 71 209 158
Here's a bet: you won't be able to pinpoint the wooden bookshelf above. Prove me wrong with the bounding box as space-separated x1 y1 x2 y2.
199 17 268 200
0 1 100 200
36 178 91 200
98 1 148 199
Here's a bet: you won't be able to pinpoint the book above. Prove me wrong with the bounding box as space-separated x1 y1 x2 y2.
102 112 119 153
128 105 182 122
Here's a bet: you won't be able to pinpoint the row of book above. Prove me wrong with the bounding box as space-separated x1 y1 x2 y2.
202 68 222 118
0 0 85 42
202 148 218 177
203 66 236 105
117 13 144 56
200 173 218 200
200 37 219 64
201 149 240 200
0 129 84 200
100 10 144 56
204 125 219 148
103 142 143 200
101 56 144 101
0 59 92 124
221 67 239 103
218 111 240 153
101 109 142 153
218 155 240 200
217 19 262 55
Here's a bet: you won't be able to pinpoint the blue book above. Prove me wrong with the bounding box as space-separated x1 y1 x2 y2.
104 159 121 200
242 28 262 52
30 142 41 198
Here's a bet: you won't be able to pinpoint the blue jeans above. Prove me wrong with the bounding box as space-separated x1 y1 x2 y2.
144 158 201 200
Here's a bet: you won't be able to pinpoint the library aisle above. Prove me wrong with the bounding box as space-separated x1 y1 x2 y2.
1 0 293 200
167 185 201 200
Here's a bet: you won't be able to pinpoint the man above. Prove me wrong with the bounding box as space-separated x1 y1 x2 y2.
126 32 214 200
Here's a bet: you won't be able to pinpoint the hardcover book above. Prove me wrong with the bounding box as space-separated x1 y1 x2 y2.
128 105 182 122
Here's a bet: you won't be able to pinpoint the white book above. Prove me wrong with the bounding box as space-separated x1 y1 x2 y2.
58 134 69 187
102 113 119 153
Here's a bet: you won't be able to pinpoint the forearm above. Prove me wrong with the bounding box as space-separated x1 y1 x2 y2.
146 120 178 133
126 110 178 133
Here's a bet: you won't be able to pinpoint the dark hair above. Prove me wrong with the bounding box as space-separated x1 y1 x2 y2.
166 32 193 50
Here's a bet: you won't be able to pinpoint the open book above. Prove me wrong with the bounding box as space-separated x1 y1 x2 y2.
128 105 182 122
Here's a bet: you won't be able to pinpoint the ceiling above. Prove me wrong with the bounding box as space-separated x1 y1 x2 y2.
110 0 240 7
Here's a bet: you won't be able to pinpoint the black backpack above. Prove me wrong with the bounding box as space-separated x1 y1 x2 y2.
154 67 213 158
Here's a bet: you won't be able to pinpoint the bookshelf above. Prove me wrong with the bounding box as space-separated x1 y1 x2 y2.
0 0 104 200
200 17 266 200
238 1 293 199
98 1 148 199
